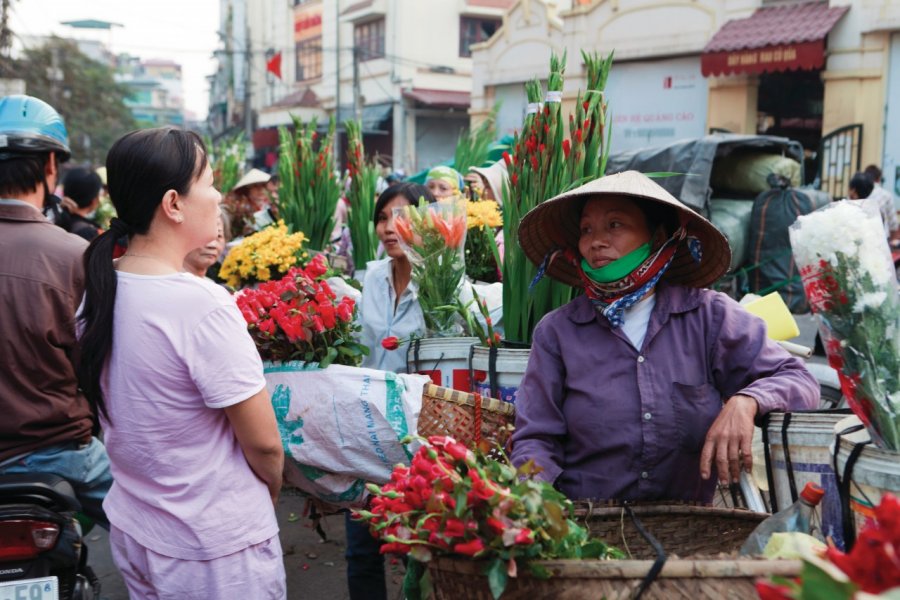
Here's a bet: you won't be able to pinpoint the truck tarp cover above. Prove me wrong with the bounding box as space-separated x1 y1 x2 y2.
605 134 805 215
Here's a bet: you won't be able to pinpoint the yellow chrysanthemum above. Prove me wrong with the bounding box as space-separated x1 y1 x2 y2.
466 200 503 230
219 220 307 288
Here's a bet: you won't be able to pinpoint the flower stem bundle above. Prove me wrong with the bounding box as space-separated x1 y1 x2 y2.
345 119 380 270
204 131 245 193
502 51 615 344
454 103 499 174
277 116 342 252
790 200 900 449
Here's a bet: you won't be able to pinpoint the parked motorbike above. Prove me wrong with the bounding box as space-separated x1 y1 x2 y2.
0 473 100 600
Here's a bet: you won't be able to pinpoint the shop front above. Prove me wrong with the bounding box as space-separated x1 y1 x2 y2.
702 2 849 186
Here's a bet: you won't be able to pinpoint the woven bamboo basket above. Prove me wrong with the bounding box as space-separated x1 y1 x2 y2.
428 504 801 599
417 384 515 449
574 503 765 559
428 556 800 599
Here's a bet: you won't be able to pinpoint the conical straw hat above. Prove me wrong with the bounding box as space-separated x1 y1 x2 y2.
517 171 731 288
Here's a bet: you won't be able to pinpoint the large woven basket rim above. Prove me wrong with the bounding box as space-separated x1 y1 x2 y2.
423 384 516 417
572 501 767 521
429 556 801 578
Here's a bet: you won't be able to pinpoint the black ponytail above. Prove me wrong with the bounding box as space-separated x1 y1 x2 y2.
77 127 207 419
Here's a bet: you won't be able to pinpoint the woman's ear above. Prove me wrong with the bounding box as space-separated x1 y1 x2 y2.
159 189 183 224
651 224 668 247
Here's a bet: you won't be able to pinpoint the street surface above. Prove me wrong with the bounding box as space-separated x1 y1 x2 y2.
89 489 404 600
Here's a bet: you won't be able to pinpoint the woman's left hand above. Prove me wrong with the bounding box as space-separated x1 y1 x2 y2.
699 394 758 484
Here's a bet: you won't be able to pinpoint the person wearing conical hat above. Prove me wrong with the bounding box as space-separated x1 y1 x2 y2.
225 168 275 237
510 171 818 503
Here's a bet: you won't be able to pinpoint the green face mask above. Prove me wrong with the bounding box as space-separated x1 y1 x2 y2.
581 243 651 283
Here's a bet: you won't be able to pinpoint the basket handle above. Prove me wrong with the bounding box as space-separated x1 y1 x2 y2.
834 424 868 552
625 504 667 600
781 412 799 504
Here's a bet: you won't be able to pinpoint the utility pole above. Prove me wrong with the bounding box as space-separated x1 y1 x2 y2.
244 20 252 146
333 1 341 167
352 45 361 122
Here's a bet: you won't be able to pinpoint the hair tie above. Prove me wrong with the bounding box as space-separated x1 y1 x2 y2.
109 217 133 236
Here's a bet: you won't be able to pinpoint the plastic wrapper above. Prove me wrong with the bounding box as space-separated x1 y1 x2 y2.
393 199 468 336
790 199 900 449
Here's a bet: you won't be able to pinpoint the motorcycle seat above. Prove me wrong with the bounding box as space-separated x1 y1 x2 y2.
0 473 82 512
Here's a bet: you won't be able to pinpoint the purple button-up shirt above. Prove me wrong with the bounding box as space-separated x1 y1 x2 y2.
510 284 819 503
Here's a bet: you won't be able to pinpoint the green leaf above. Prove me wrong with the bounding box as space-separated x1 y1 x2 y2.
485 557 508 600
527 562 551 579
402 558 427 600
319 346 339 369
798 560 856 600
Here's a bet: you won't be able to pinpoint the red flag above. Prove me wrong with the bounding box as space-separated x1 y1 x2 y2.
266 52 282 80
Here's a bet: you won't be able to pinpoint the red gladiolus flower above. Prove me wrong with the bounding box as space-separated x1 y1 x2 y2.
562 139 571 158
755 580 796 600
583 118 591 132
381 336 400 351
502 151 512 166
444 441 470 463
380 542 411 555
443 518 466 539
453 538 485 557
514 529 534 545
511 173 518 186
575 129 583 143
530 155 538 172
582 100 590 111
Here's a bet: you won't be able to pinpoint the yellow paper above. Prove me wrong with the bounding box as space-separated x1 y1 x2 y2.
744 292 800 341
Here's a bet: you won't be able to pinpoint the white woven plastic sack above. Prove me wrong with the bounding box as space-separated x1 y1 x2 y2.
264 361 429 507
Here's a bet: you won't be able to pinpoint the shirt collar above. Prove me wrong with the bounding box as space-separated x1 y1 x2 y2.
567 283 701 326
0 200 47 223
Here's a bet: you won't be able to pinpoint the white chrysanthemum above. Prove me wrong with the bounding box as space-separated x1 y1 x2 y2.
791 201 894 286
854 291 888 313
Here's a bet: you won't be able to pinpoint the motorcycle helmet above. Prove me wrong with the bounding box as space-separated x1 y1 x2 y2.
0 95 71 161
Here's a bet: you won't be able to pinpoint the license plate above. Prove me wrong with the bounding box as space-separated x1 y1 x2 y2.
0 576 58 600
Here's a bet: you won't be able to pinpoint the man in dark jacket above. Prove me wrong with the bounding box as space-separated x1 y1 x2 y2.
0 95 111 527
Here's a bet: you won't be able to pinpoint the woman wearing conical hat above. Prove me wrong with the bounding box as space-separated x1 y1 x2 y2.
510 171 818 503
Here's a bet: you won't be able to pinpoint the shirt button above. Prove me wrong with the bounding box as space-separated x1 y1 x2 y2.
643 412 652 421
641 471 649 479
637 356 645 363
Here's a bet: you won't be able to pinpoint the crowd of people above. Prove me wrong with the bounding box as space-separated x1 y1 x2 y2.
3 92 898 599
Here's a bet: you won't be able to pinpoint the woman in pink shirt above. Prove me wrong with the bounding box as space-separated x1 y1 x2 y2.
77 128 286 599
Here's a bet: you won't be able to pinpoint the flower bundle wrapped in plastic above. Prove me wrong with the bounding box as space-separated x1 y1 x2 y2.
393 198 468 336
465 200 503 283
235 254 368 366
790 200 900 450
354 435 623 600
756 493 900 599
219 220 307 289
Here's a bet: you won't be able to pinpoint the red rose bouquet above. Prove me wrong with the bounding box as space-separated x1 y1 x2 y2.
354 435 622 599
236 254 369 367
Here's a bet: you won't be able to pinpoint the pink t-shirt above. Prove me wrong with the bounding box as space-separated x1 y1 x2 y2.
100 271 277 560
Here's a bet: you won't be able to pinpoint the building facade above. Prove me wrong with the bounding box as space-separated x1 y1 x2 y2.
116 56 186 128
470 0 900 200
210 0 515 172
